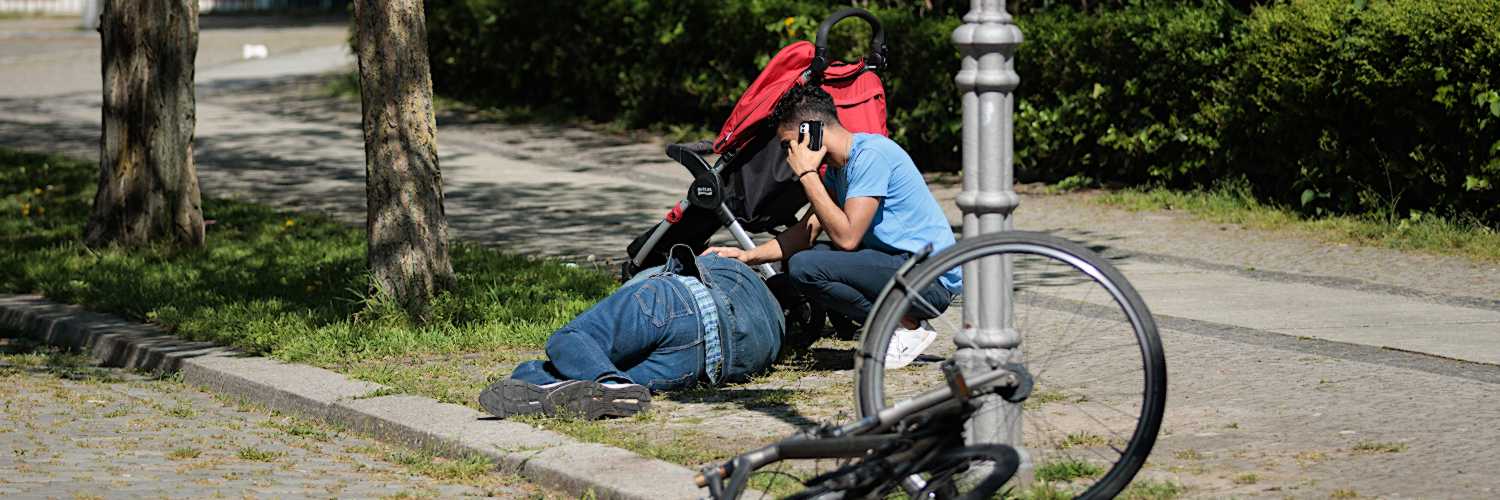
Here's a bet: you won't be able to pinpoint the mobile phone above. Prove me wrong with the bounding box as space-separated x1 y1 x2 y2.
799 121 824 151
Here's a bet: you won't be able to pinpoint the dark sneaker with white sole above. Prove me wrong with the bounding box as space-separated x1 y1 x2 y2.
479 379 651 420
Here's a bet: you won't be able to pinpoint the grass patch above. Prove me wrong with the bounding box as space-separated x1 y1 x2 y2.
264 418 332 442
0 148 616 403
1330 488 1360 498
1044 174 1097 194
1035 458 1104 482
1351 441 1407 454
0 338 121 382
235 446 283 462
386 450 494 481
1023 389 1070 410
1172 449 1202 460
166 446 202 460
1096 180 1500 263
1120 479 1184 499
1294 450 1328 464
1058 432 1109 449
1232 472 1259 485
746 470 813 498
164 403 197 418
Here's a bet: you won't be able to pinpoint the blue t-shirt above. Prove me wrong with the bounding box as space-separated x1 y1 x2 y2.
824 134 962 293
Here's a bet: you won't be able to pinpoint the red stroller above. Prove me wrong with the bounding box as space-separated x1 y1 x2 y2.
623 8 890 283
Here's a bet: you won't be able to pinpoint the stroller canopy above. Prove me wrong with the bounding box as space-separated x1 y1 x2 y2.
713 41 888 155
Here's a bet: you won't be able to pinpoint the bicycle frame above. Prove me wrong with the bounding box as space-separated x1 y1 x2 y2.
696 363 1025 499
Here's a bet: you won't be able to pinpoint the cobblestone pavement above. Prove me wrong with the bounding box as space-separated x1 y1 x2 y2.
0 337 556 499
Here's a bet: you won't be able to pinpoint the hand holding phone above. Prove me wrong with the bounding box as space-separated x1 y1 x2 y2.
786 120 827 181
798 121 824 152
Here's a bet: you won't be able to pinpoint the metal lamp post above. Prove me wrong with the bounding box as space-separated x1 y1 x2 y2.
952 0 1028 477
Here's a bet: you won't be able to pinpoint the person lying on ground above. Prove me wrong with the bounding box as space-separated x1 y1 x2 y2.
704 83 962 370
478 247 785 420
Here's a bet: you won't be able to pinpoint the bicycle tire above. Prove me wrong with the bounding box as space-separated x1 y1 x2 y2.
854 231 1167 499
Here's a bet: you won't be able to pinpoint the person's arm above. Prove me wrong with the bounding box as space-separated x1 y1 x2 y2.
703 212 821 265
786 133 877 251
799 176 877 251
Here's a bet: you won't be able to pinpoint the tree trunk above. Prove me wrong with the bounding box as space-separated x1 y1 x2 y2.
352 0 456 316
85 0 204 248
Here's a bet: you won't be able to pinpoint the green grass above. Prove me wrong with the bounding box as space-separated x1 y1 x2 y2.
1351 441 1407 454
235 446 283 462
0 338 121 382
386 450 495 481
1172 449 1202 460
263 418 332 441
1057 432 1110 449
164 403 197 418
166 446 202 460
1095 179 1500 263
1035 458 1104 482
1120 479 1185 499
0 148 615 390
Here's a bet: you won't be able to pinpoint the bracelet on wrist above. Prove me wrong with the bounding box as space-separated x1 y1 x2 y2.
796 170 817 180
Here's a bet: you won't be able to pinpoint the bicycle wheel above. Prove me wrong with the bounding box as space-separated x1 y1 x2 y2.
855 231 1167 499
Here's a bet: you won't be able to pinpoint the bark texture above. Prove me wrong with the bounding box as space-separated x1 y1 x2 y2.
85 0 204 248
353 0 456 315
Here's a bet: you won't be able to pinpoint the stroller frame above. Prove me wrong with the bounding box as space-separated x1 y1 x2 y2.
629 141 780 277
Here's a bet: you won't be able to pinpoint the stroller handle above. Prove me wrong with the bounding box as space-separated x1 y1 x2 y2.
811 8 887 79
668 140 715 157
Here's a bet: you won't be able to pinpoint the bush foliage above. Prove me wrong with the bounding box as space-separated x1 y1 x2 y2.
424 0 1500 224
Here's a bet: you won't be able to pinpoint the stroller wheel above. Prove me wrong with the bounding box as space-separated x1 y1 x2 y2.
766 274 824 352
828 312 860 341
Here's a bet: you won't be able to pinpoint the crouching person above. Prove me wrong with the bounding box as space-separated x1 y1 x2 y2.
479 247 785 420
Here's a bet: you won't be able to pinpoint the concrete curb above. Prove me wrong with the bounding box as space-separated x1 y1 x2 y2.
0 294 712 500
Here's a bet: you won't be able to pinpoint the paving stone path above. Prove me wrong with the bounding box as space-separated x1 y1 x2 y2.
0 337 554 499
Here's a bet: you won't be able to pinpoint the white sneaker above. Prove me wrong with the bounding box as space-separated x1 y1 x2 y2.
885 323 938 370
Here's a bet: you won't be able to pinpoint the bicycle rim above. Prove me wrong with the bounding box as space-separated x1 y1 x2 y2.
854 231 1167 499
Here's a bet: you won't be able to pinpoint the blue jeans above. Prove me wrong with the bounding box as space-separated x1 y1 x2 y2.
788 243 953 324
510 274 706 392
510 254 785 392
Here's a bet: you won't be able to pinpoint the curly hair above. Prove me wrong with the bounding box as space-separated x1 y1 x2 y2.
768 83 840 132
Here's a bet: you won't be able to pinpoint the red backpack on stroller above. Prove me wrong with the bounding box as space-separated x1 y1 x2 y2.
624 8 889 284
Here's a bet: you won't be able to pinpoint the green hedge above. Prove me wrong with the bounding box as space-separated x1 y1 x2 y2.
423 0 1500 224
1225 0 1500 221
1014 2 1242 184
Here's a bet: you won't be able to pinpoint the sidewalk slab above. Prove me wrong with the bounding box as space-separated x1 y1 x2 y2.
0 293 724 500
183 355 383 421
1108 261 1500 365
